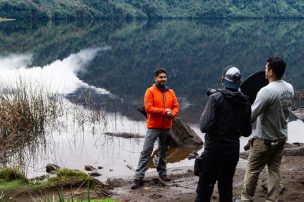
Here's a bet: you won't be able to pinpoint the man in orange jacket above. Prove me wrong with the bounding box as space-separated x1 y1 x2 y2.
131 68 179 189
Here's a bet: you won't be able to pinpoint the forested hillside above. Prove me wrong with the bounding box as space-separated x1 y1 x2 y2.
1 0 304 20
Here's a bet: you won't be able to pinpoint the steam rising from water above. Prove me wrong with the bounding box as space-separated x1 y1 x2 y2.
0 53 32 69
0 47 110 95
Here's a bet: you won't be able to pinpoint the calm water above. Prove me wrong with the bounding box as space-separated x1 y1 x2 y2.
0 19 304 178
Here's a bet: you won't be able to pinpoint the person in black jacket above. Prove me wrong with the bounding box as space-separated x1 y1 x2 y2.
195 66 252 202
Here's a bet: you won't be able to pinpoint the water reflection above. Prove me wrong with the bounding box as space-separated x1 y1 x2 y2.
8 113 303 179
287 120 304 143
0 48 110 95
1 19 304 178
2 20 304 123
24 111 147 178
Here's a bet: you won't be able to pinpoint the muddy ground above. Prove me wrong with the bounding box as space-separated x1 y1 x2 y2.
110 156 304 202
10 156 303 202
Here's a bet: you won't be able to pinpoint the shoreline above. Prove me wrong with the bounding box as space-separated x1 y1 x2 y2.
4 155 304 201
109 155 303 202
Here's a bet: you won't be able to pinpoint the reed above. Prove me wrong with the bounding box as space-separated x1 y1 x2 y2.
0 78 63 155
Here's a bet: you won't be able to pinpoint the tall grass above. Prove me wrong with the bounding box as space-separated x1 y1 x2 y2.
48 169 91 183
69 89 108 130
0 77 112 165
0 77 63 159
0 78 62 135
0 167 28 183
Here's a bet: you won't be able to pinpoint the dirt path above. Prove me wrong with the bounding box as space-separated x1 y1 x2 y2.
110 156 304 202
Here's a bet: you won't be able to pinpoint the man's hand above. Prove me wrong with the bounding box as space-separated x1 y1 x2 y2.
166 108 173 119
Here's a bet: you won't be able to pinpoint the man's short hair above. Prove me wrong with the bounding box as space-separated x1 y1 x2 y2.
267 57 286 79
154 68 167 77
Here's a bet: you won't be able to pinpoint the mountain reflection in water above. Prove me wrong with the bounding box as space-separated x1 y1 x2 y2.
1 19 304 178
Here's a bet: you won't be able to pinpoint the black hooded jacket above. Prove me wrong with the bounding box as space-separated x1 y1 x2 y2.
200 89 252 160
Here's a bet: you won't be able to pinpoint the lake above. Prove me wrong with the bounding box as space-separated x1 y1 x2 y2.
0 19 304 179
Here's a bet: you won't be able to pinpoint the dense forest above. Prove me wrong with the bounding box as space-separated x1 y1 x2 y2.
1 0 304 20
1 19 304 121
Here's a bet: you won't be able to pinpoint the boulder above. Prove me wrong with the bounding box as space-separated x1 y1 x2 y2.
106 177 125 188
89 171 102 177
85 165 96 171
46 163 60 174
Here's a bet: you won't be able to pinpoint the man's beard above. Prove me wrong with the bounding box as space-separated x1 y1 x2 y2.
157 81 167 86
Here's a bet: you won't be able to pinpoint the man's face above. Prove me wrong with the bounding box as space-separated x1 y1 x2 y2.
154 72 167 86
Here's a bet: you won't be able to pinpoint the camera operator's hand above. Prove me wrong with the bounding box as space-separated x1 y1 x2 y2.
243 138 253 151
166 108 173 119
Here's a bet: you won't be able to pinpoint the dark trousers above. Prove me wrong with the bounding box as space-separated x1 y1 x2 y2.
195 156 238 202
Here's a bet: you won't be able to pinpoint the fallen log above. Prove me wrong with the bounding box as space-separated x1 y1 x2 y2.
148 147 195 168
137 106 203 148
284 142 303 148
137 106 203 168
104 132 144 139
171 118 203 147
240 144 304 159
284 146 304 156
291 107 304 122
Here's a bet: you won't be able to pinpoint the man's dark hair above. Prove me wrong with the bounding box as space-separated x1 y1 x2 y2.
154 68 167 77
267 57 286 79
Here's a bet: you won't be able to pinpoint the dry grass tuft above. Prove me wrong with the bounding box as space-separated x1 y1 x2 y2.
0 78 62 155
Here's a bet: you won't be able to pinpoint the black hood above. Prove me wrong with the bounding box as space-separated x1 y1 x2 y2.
217 89 249 106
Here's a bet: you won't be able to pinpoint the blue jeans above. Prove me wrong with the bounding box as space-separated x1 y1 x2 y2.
134 128 171 180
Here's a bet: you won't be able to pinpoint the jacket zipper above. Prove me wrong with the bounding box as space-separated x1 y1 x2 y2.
162 92 166 128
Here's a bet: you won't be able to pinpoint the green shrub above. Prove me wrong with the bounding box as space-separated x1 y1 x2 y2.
0 167 28 183
48 168 91 183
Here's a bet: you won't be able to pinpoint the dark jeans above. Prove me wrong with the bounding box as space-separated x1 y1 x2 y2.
195 156 238 202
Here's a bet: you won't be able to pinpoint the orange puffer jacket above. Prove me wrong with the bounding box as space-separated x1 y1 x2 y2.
144 84 179 129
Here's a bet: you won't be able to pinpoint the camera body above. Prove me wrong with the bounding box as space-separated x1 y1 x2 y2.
206 88 218 96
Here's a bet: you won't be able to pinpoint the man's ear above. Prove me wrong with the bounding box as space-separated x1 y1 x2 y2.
269 69 273 76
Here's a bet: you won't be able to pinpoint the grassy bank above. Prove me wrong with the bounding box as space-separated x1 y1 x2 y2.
0 167 115 201
0 75 116 201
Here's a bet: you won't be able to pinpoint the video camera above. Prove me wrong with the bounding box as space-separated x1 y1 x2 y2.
206 88 218 96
